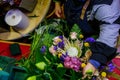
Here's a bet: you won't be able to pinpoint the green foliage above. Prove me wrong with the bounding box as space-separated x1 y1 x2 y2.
70 24 81 34
42 33 54 47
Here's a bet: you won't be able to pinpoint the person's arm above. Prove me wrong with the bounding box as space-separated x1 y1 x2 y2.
83 0 120 76
82 41 117 77
53 0 64 18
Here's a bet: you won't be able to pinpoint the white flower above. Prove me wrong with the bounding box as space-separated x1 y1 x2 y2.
53 36 62 45
67 47 78 57
70 32 77 40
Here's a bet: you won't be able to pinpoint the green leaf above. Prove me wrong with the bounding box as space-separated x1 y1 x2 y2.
35 48 45 63
70 70 76 80
57 67 66 78
42 33 54 47
71 24 81 34
43 72 52 80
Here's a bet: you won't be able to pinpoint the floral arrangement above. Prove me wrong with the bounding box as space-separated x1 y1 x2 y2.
17 19 120 80
49 34 83 71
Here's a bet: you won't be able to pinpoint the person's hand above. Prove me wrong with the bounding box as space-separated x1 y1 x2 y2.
55 2 63 18
82 62 96 79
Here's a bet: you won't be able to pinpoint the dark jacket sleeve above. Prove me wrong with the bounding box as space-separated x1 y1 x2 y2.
89 41 117 65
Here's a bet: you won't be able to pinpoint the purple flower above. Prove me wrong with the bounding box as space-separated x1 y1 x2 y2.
71 57 78 64
84 37 95 43
63 56 81 72
60 53 68 62
99 66 105 71
73 65 80 72
107 62 115 72
53 46 57 50
58 41 64 49
59 36 63 40
64 56 70 62
64 61 72 68
40 46 46 53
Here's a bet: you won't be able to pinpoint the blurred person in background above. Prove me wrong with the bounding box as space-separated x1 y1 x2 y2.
53 0 120 77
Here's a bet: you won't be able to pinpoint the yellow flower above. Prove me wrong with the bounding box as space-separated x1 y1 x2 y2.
58 53 62 58
101 72 107 77
0 68 2 70
35 62 46 70
27 76 36 80
84 42 90 47
79 34 84 39
81 63 86 68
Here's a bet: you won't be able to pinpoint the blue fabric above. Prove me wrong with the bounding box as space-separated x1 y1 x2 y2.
89 59 100 69
0 71 9 80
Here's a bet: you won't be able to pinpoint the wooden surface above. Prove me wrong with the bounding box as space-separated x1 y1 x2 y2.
0 0 51 40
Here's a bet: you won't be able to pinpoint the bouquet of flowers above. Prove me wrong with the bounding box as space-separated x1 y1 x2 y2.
16 19 119 80
17 19 92 80
49 32 87 72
